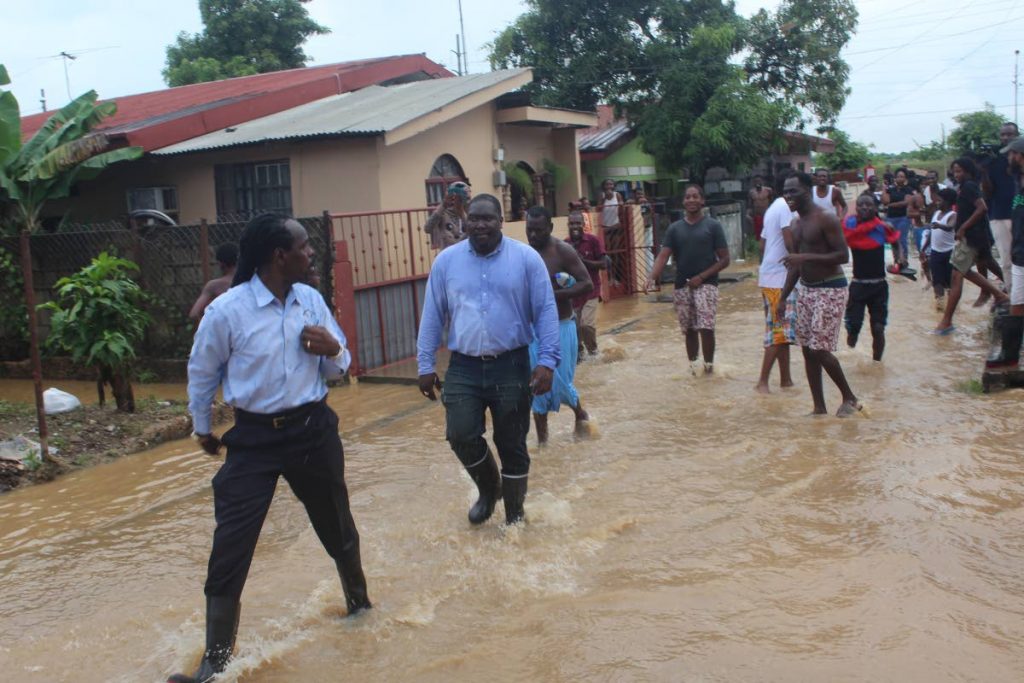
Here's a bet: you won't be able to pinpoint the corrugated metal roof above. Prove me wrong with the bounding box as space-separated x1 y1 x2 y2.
152 69 531 155
578 120 632 152
20 55 447 142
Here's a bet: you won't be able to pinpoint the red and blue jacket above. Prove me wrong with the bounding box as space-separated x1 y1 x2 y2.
843 215 898 251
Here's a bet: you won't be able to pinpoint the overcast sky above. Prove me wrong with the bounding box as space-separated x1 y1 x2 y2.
4 0 1023 153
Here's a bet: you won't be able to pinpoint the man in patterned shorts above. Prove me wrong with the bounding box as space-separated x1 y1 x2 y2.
756 170 797 393
777 172 862 417
645 184 731 374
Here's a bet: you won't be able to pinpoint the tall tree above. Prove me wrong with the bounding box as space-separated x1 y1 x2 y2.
744 0 858 126
0 65 142 462
947 105 1006 156
490 0 857 174
164 0 330 87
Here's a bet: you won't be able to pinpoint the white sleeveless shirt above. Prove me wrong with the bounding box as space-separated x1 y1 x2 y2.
812 185 838 215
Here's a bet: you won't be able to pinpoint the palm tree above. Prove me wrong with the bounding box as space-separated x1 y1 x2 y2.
0 64 142 463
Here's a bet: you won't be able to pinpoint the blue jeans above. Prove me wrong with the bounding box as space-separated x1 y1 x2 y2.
912 226 927 254
890 217 911 259
441 347 532 476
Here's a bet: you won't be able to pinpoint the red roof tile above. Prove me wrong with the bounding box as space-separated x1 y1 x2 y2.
20 54 452 150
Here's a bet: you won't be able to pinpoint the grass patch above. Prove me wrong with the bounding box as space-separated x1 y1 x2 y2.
0 399 33 420
956 378 985 395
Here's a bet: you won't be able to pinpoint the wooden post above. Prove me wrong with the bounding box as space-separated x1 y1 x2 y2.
19 229 50 463
321 210 334 310
199 218 212 286
332 238 360 376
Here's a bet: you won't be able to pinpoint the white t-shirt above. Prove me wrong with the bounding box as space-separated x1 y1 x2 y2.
758 197 795 288
928 209 957 253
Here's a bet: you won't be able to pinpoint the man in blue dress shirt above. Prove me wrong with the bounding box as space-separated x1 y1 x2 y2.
417 194 560 525
170 214 370 683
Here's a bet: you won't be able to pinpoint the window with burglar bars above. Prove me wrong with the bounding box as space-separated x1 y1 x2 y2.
215 159 293 219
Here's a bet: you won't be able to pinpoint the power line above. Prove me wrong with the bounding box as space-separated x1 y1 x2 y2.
840 102 1015 120
846 16 1022 55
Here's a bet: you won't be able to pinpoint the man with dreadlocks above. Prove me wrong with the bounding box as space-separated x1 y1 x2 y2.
169 214 370 683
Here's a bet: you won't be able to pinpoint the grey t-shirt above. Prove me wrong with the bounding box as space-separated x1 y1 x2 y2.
663 216 728 288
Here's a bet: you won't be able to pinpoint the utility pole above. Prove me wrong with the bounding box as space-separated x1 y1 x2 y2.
1015 49 1020 126
39 89 47 113
59 51 76 100
458 0 468 75
451 34 463 76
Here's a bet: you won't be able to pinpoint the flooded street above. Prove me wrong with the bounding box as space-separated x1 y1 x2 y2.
2 275 1023 682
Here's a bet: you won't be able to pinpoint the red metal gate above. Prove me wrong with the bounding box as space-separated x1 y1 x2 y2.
328 208 434 376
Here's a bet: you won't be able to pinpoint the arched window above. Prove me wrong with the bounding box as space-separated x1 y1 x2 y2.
425 154 467 206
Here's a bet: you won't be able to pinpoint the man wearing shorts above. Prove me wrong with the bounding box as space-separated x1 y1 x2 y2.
645 184 730 375
777 172 861 417
756 171 796 393
747 175 773 240
568 211 606 356
988 137 1024 369
525 206 594 443
843 194 903 361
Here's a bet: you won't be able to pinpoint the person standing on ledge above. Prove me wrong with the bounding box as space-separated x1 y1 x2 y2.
170 214 370 683
416 194 559 526
777 173 861 417
525 206 593 444
645 184 730 375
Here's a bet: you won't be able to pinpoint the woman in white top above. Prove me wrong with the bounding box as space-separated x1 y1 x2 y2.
921 187 958 305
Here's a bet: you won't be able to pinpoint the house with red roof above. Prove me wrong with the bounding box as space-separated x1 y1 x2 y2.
28 55 595 228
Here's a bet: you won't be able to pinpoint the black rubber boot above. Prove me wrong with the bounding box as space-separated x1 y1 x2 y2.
502 475 528 525
167 596 240 683
464 448 502 525
987 315 1023 369
335 551 372 615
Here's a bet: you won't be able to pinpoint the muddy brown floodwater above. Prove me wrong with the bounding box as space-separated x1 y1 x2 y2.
1 276 1023 682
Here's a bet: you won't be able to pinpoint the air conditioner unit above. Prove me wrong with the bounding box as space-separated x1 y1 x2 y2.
127 187 178 213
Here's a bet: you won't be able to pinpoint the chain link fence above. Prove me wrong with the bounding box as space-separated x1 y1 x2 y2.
1 214 333 361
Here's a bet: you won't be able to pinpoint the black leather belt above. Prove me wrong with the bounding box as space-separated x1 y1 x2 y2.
453 346 526 362
234 398 324 429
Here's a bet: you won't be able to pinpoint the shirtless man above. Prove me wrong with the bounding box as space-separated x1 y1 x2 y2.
188 242 238 322
525 206 593 444
747 174 774 240
778 172 861 417
813 168 848 218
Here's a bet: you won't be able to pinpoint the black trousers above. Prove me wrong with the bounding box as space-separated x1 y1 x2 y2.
204 402 361 599
845 281 889 337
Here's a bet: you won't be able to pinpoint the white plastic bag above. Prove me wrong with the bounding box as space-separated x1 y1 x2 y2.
43 387 82 415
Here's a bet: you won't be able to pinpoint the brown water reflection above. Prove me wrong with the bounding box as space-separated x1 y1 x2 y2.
1 277 1023 682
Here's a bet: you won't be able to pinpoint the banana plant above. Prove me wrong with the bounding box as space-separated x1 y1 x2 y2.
0 64 143 463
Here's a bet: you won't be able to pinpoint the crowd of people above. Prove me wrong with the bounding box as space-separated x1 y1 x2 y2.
172 122 1024 681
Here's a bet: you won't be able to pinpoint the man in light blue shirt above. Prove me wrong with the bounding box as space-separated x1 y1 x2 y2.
170 214 370 683
417 194 559 526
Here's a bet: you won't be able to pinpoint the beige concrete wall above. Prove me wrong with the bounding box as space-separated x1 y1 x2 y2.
499 123 553 178
377 103 500 210
551 128 583 212
47 138 385 225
